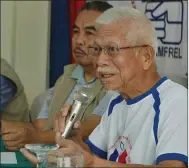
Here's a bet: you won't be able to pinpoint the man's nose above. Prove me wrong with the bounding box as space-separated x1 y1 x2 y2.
75 33 85 46
96 51 110 67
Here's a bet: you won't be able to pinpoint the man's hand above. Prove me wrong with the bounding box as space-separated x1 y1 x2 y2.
53 104 71 133
52 104 102 140
48 132 94 167
1 120 38 151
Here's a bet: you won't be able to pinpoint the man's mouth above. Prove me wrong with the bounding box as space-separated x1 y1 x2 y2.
101 74 114 78
99 73 116 81
97 68 119 83
74 48 86 56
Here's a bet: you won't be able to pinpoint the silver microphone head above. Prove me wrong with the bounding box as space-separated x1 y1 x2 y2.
74 86 94 104
62 87 93 139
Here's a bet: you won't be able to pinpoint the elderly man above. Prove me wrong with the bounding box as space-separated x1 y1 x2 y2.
40 7 187 167
1 1 114 150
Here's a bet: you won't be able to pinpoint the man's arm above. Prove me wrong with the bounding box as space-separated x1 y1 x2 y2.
30 87 56 144
80 114 101 140
35 115 101 145
32 118 55 144
34 129 56 144
1 87 56 150
1 120 56 150
50 132 186 168
32 119 48 130
79 91 118 140
90 156 186 167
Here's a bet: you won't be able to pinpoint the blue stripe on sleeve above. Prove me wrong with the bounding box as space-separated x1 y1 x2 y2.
85 138 107 159
156 153 188 164
108 95 124 116
152 89 161 144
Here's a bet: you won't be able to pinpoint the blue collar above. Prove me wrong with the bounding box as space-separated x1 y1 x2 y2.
126 76 168 105
71 64 96 84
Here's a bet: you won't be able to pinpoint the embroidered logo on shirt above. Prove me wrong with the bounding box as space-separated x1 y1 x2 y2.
108 136 132 163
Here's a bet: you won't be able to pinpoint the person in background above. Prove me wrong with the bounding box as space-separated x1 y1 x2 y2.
0 58 29 121
39 7 186 167
1 1 114 151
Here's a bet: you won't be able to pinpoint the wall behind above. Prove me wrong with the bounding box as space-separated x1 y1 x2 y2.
1 1 15 65
1 1 50 105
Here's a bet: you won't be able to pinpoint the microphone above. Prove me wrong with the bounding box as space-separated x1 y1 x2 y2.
62 87 93 138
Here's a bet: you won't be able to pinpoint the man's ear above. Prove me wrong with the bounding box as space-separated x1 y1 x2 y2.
141 46 154 70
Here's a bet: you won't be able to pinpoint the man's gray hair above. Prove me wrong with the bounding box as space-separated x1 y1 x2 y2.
95 7 158 56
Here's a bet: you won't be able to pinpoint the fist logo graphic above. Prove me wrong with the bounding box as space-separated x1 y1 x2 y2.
145 1 184 45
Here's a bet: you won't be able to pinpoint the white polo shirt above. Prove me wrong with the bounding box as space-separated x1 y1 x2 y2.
85 77 187 165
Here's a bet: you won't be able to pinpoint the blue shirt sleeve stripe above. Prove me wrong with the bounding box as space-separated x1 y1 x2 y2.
152 89 161 144
156 153 188 165
85 138 107 159
108 95 124 116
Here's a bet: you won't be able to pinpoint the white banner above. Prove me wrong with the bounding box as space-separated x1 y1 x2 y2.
108 0 188 78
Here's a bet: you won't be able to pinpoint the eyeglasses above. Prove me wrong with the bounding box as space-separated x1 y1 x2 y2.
87 43 148 58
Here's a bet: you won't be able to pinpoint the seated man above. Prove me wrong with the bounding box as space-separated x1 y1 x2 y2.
0 58 29 121
34 7 186 167
1 1 114 150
